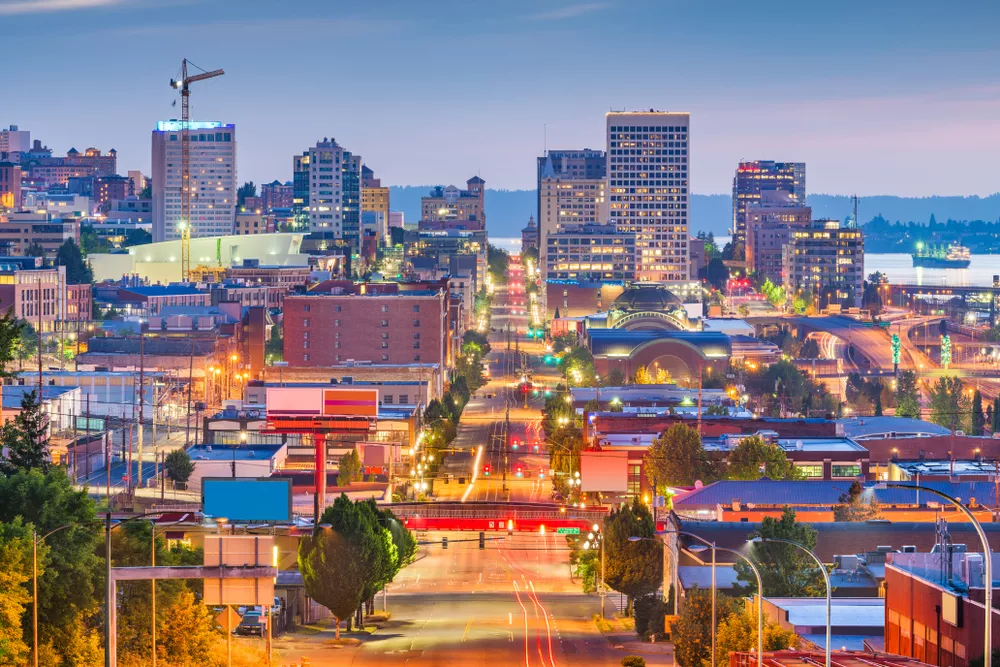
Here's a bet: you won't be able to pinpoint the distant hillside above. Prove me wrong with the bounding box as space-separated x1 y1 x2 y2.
389 187 1000 239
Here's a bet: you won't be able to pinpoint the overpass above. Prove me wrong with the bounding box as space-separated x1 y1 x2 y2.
386 501 609 533
889 283 1000 327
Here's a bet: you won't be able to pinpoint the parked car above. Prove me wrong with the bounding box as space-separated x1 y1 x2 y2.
234 611 265 637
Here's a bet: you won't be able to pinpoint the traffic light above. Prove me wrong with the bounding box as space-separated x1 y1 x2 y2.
483 464 491 476
516 466 523 478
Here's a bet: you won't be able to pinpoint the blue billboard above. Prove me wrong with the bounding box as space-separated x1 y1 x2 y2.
202 478 293 522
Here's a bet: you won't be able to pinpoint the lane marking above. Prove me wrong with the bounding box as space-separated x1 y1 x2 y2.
461 617 474 642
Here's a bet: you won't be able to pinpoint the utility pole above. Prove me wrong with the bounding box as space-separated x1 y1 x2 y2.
137 330 145 487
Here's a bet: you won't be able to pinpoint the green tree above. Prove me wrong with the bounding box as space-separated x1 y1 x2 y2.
713 604 798 667
874 392 884 416
79 226 112 254
972 390 986 436
833 480 882 522
0 312 25 379
123 228 152 247
622 657 647 667
798 338 820 359
726 435 801 480
265 324 283 363
894 371 921 418
338 449 362 486
602 368 627 387
24 241 45 258
735 507 825 597
0 468 102 665
487 244 510 284
1 390 50 472
644 423 717 490
927 376 969 433
298 496 371 639
603 500 662 611
993 397 1000 432
164 448 194 484
672 586 742 667
236 181 257 207
55 239 93 284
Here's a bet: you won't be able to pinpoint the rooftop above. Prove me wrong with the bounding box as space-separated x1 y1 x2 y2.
3 385 79 409
836 416 950 440
121 284 206 297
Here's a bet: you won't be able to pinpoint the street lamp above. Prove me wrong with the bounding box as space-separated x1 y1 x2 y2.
750 536 830 667
875 482 992 667
692 545 765 666
632 531 718 667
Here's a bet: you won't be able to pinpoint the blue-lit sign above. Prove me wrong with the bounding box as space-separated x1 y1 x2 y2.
202 477 293 522
155 120 232 132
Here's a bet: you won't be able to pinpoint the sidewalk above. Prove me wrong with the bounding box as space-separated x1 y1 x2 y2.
271 613 391 667
595 612 674 666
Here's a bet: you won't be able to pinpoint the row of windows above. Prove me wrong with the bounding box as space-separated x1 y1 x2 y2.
609 126 687 133
167 132 233 142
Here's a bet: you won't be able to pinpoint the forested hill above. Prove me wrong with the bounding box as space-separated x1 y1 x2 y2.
389 186 1000 239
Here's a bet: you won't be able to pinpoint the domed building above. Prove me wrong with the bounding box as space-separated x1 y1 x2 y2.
603 284 691 331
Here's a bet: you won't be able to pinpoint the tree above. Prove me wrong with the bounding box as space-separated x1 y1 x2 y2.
672 586 742 667
894 371 921 418
833 480 882 522
993 397 1000 432
1 390 49 472
972 390 986 436
154 589 219 665
55 239 93 284
704 257 728 291
726 435 801 480
0 312 24 380
237 181 257 207
0 520 34 666
603 368 627 387
735 507 825 597
265 324 283 363
24 241 45 258
713 604 799 667
487 244 510 284
927 376 969 433
299 496 372 639
79 226 112 255
603 500 662 611
0 468 102 664
632 366 653 385
874 392 884 416
123 228 152 247
644 423 717 489
622 657 647 667
338 449 362 486
164 448 194 484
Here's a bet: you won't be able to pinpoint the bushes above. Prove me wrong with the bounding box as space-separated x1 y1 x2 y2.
633 594 668 640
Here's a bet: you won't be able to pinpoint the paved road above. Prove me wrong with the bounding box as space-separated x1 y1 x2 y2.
272 531 665 667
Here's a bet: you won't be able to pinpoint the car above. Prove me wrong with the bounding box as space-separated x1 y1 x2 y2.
234 611 266 637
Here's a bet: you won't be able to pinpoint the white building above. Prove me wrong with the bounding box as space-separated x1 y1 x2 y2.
305 138 348 235
0 125 30 155
151 120 236 242
606 111 690 281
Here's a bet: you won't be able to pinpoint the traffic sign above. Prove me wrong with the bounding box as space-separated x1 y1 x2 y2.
215 606 241 633
556 527 580 535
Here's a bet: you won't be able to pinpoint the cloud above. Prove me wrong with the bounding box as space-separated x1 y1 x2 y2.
0 0 125 14
525 2 609 21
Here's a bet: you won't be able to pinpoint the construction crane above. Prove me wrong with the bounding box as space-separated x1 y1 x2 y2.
169 59 224 281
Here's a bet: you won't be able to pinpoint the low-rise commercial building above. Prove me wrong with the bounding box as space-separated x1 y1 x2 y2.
0 212 80 256
783 219 865 307
545 224 636 282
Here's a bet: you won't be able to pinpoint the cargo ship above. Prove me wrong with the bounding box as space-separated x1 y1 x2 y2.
911 243 972 268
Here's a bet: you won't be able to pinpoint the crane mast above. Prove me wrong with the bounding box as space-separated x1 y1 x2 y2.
169 59 224 281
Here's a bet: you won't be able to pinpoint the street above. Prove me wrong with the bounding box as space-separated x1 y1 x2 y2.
272 531 666 667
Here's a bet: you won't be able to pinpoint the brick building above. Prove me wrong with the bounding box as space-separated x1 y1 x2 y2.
283 288 447 368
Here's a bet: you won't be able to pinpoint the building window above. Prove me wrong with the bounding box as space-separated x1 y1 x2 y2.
399 394 408 404
796 464 824 478
383 396 393 405
413 342 420 349
627 465 641 497
304 341 310 349
382 332 389 339
382 354 389 361
335 342 342 349
381 342 389 348
335 319 341 327
412 305 420 313
303 332 310 339
303 304 310 312
333 305 341 312
413 333 420 340
414 354 421 361
832 464 861 478
303 318 310 327
413 319 420 327
381 320 389 327
303 354 310 361
381 304 389 313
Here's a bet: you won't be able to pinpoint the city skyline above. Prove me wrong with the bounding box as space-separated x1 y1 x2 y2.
1 0 998 196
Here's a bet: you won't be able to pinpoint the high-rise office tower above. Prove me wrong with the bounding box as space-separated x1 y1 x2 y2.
607 111 690 281
151 120 236 242
732 160 805 252
0 125 30 155
535 149 605 219
303 138 362 247
292 151 310 215
538 153 608 282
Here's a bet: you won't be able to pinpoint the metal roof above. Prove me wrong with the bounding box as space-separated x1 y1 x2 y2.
836 416 950 439
674 479 1000 507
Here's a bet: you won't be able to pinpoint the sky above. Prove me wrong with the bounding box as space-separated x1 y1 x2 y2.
2 0 999 196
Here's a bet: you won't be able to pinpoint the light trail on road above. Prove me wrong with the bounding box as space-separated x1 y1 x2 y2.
512 581 531 667
461 445 485 503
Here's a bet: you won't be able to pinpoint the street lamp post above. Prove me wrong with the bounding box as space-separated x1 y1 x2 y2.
876 482 992 667
631 531 717 667
751 536 830 667
694 545 765 666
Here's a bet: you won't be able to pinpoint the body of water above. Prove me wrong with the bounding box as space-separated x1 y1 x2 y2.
490 236 998 288
865 253 999 288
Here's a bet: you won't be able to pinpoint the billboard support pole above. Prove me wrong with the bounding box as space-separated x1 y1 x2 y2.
315 434 326 522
